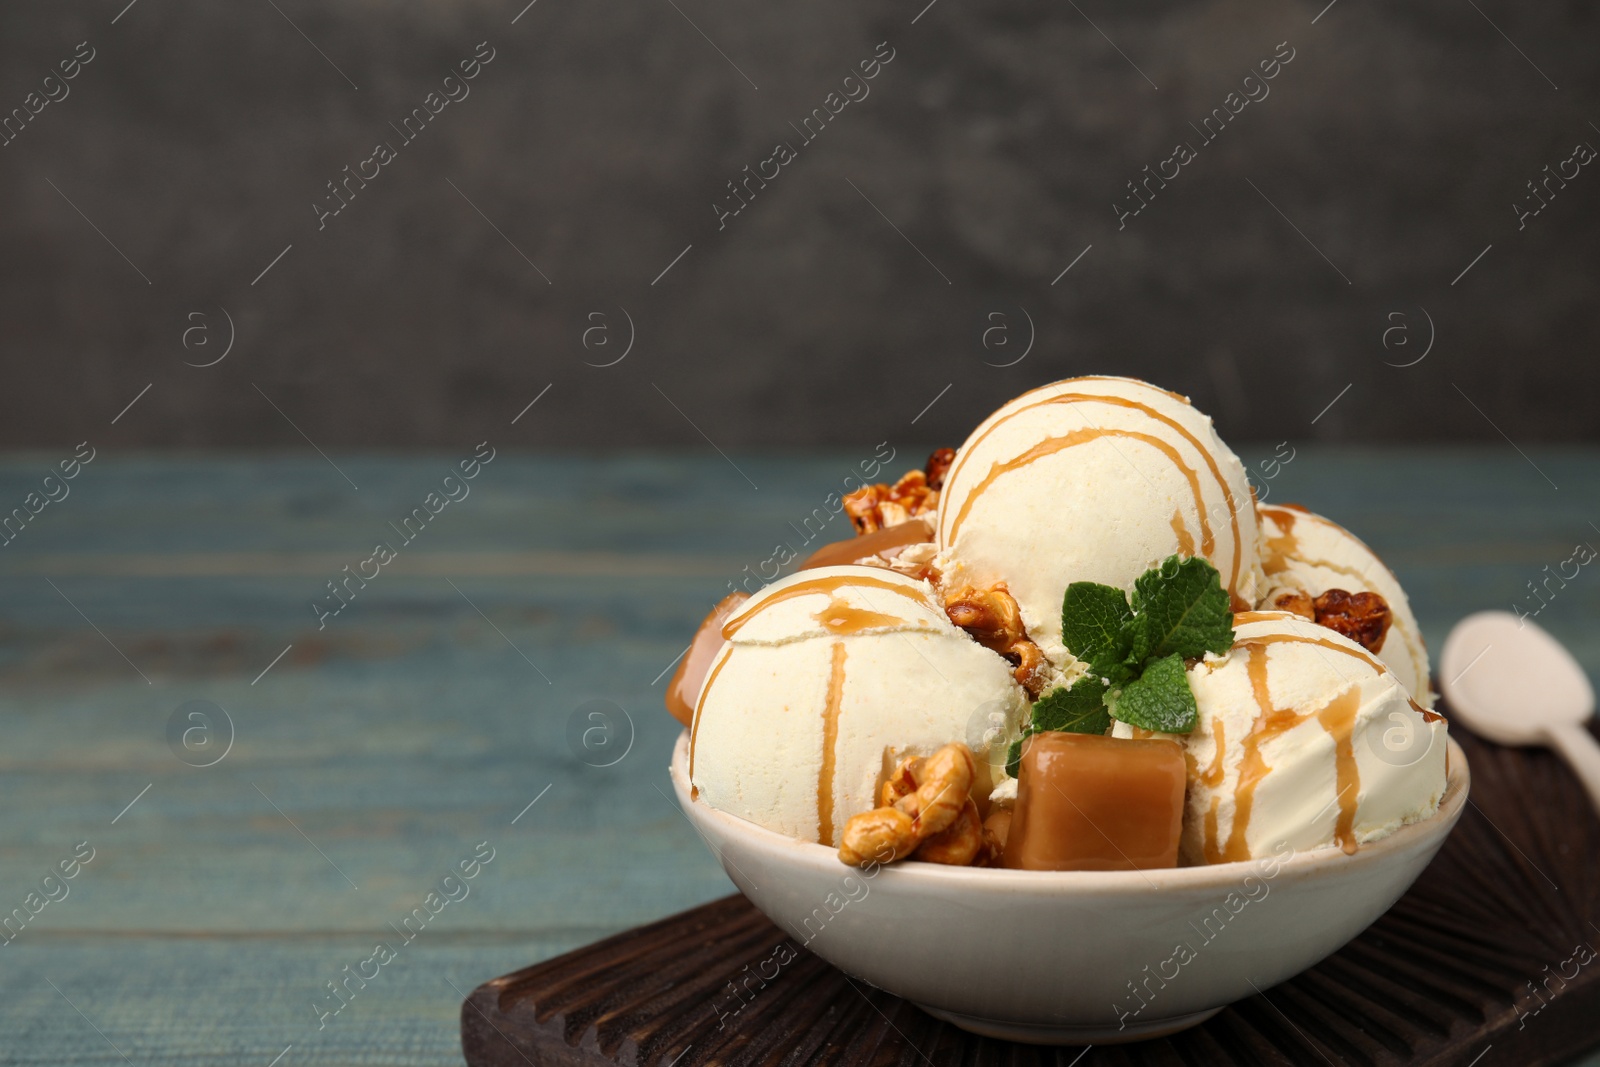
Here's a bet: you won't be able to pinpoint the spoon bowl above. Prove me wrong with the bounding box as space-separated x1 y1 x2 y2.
1441 610 1600 811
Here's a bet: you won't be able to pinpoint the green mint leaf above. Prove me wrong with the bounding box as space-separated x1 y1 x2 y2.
1029 678 1112 736
1061 581 1134 678
1127 555 1235 664
1005 677 1112 777
1105 656 1139 690
1110 653 1199 734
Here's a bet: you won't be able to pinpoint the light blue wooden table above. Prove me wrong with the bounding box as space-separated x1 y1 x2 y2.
2 449 1597 1065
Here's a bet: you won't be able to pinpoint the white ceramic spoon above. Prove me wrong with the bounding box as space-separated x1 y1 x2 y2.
1440 610 1600 814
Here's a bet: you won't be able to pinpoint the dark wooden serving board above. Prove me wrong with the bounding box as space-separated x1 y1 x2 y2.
462 729 1600 1067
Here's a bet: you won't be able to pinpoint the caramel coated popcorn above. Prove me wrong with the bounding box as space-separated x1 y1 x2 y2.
1313 588 1392 653
943 584 1048 697
841 449 955 534
839 743 982 867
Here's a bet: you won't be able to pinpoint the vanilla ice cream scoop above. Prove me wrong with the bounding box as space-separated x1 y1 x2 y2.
1138 611 1447 865
936 377 1264 668
689 566 1029 846
1257 503 1433 706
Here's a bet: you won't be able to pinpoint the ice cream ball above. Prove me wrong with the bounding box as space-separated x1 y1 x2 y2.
1257 503 1433 706
688 566 1029 846
1116 611 1448 865
936 377 1264 668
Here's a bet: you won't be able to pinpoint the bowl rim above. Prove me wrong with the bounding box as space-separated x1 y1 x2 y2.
670 730 1470 892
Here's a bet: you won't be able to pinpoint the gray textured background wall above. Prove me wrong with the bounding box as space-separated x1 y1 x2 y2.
1 0 1596 450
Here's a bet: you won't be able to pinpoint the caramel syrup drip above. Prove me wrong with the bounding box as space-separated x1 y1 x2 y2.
1211 645 1317 863
1258 503 1299 576
720 574 934 640
690 575 927 806
1206 640 1384 863
818 642 848 847
1074 375 1191 403
946 427 1213 579
1233 611 1291 626
686 646 737 787
1199 718 1226 789
1170 509 1197 557
1233 617 1441 723
1183 720 1224 797
1260 508 1363 585
813 596 916 635
1316 687 1362 855
939 383 1245 601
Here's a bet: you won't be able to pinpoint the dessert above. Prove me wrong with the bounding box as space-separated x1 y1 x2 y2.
672 376 1448 875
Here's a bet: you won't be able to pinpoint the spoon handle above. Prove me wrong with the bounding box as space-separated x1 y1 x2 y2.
1547 724 1600 816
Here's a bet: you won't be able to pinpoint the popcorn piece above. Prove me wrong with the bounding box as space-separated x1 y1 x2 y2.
943 584 1049 697
838 743 978 867
915 799 984 865
1269 588 1315 620
842 449 954 535
1264 586 1394 654
1313 588 1393 653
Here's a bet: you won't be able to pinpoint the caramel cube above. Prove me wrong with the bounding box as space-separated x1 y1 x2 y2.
1002 732 1185 872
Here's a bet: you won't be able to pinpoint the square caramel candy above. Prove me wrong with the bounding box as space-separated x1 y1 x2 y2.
1002 732 1185 871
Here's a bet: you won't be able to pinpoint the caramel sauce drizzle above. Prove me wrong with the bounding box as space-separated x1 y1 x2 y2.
666 591 748 726
1199 718 1227 789
1260 505 1368 584
686 647 736 786
1209 646 1308 863
720 574 933 640
947 427 1212 567
1204 796 1222 861
939 383 1245 600
1231 625 1442 722
1075 375 1191 403
1170 509 1197 557
1316 687 1362 855
1232 611 1291 626
1257 504 1432 693
1258 504 1298 576
813 596 916 635
1202 631 1426 863
818 642 848 847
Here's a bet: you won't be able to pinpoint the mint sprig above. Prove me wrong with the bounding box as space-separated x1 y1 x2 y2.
1014 556 1233 747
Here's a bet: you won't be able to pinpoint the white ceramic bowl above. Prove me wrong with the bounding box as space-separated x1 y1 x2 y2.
670 732 1469 1044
